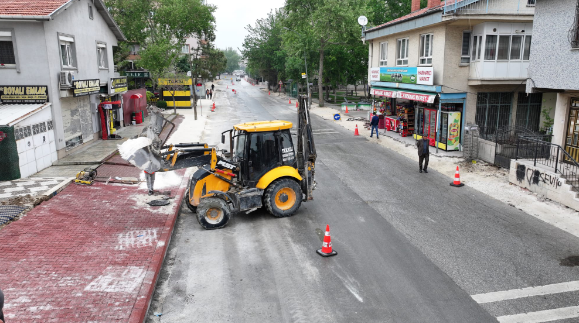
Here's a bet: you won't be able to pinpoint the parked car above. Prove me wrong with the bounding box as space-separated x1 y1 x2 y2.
236 76 241 81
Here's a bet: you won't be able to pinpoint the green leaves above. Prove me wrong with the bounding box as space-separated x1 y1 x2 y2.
223 47 241 73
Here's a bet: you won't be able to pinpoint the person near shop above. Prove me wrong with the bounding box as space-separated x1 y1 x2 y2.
209 89 213 100
211 84 215 92
370 112 380 139
416 137 430 173
205 89 210 99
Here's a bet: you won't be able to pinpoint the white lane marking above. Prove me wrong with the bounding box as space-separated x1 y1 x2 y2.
313 132 339 134
471 280 579 304
496 305 579 323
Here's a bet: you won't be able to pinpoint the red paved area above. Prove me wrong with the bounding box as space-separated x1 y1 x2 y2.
0 147 188 321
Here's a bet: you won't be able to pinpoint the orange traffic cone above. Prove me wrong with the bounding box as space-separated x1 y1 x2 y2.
268 91 270 95
450 166 464 187
232 89 234 92
354 124 360 136
345 105 349 114
289 99 291 104
227 85 228 89
296 101 298 108
317 225 337 257
211 103 215 112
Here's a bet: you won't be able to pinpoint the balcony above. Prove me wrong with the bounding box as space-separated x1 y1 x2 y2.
443 0 535 16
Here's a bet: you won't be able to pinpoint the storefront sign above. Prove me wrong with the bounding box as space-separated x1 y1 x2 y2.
72 79 100 97
0 86 48 104
370 67 434 85
109 77 128 95
398 91 436 103
158 78 192 86
371 88 396 98
126 71 150 78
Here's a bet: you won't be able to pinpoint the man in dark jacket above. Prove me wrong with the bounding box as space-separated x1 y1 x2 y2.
416 137 430 173
370 112 380 139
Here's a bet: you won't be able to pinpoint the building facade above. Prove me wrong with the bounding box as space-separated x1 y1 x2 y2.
0 0 126 178
364 0 540 154
526 0 579 158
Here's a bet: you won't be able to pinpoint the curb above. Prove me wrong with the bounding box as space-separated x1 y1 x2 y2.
42 177 75 198
129 168 192 323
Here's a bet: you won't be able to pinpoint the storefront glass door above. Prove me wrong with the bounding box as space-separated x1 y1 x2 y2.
565 98 579 161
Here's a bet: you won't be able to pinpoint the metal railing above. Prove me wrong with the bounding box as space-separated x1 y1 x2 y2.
516 136 579 187
443 0 535 15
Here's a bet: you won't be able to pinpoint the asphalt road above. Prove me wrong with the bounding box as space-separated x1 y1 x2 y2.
147 76 579 323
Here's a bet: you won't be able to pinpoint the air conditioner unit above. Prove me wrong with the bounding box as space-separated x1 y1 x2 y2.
59 71 75 88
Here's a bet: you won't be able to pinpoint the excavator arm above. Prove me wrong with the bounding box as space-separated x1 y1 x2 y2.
296 95 317 200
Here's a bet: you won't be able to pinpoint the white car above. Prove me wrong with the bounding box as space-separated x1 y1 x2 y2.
236 77 241 81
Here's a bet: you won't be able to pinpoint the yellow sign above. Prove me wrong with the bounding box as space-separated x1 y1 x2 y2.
109 77 128 95
158 78 192 86
72 79 100 97
0 86 48 104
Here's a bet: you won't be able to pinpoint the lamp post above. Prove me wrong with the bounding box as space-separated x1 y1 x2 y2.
283 27 311 109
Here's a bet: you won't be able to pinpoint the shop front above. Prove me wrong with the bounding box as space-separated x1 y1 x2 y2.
370 66 466 151
564 98 579 160
96 77 128 140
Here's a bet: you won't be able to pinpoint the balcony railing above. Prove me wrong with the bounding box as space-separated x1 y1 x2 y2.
444 0 535 15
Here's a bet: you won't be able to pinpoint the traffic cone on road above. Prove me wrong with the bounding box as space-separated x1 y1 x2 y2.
289 99 291 104
354 124 360 136
211 103 215 112
317 225 337 257
296 101 298 108
268 91 270 95
345 105 349 114
450 166 464 187
227 85 228 89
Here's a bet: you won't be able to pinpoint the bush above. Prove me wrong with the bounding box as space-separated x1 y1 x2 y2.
146 91 154 102
156 100 167 109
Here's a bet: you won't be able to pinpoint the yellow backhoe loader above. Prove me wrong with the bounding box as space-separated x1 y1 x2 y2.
122 96 316 229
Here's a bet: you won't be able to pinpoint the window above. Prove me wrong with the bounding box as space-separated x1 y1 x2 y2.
510 35 522 60
484 35 497 60
471 35 482 61
396 38 408 66
182 45 189 54
419 34 433 65
523 35 532 59
477 36 482 59
88 4 93 20
0 30 16 67
461 31 471 64
59 35 76 69
496 35 510 60
97 43 108 69
247 132 279 182
279 131 295 166
475 92 513 138
379 42 388 66
515 93 542 131
527 0 536 6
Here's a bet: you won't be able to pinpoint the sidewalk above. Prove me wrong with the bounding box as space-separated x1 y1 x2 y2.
0 111 206 322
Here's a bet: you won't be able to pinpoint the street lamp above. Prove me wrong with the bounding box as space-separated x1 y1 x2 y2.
283 27 311 109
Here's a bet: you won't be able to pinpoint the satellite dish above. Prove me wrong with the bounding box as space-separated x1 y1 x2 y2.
358 16 368 26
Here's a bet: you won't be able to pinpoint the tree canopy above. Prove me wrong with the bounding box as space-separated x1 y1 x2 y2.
222 48 241 73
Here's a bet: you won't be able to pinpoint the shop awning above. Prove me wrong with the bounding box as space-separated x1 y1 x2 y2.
397 90 437 104
0 102 51 127
371 87 397 98
130 93 143 99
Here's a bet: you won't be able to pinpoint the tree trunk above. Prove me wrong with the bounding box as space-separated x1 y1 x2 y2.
333 86 336 103
318 46 325 107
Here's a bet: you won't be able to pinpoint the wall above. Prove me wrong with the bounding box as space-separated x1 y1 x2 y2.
42 0 119 153
478 137 496 163
368 23 447 85
509 159 579 211
527 0 579 91
552 93 572 148
122 89 148 126
539 92 557 132
15 107 56 178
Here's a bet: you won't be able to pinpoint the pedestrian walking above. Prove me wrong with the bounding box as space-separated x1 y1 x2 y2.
416 136 430 173
211 83 215 91
205 89 210 100
209 89 213 100
0 288 4 323
369 112 379 139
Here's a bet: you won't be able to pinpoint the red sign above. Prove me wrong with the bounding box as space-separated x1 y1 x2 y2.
398 91 436 103
0 131 6 142
371 89 396 98
278 81 283 85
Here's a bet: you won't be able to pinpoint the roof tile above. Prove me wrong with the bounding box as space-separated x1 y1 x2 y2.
0 0 70 17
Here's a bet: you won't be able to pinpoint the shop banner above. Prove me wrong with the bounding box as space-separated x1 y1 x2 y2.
0 86 48 104
371 88 396 98
72 79 100 97
398 91 436 103
158 78 193 86
126 71 150 78
109 77 128 95
447 112 461 150
370 67 434 85
369 67 380 82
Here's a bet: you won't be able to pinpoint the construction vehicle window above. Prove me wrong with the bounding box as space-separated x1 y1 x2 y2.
248 132 279 180
234 134 246 161
280 131 295 166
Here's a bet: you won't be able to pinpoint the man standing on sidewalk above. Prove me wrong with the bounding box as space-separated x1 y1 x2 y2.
416 137 430 173
211 83 215 92
370 112 379 139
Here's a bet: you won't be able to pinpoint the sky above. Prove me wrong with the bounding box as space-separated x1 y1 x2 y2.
209 0 286 54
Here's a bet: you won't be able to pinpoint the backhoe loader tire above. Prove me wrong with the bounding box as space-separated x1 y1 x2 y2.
185 189 197 213
196 197 231 230
264 178 302 218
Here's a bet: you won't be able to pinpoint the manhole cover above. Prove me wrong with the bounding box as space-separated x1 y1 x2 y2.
148 199 170 206
0 205 27 225
560 256 579 267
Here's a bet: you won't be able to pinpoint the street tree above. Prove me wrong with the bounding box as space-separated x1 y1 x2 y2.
223 47 241 73
367 0 428 27
284 0 368 107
